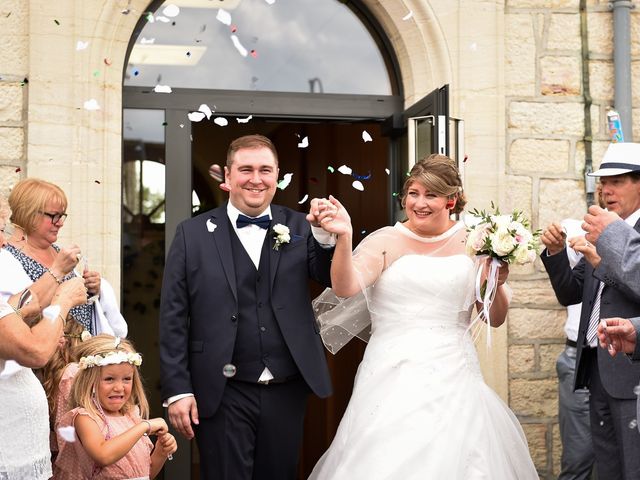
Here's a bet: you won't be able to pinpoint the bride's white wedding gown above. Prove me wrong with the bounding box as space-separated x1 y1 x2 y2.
310 222 538 479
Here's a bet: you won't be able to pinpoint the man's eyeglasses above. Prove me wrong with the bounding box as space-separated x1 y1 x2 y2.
39 211 68 224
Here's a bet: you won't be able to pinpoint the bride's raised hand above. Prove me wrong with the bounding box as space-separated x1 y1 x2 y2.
321 195 352 237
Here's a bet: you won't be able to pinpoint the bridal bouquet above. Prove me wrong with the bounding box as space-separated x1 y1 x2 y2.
465 203 540 265
465 203 540 335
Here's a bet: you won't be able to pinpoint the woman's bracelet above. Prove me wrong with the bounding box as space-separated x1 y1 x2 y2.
141 420 151 436
46 269 63 284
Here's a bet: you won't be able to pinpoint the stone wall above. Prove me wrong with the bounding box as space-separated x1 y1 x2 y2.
506 0 639 477
0 0 28 196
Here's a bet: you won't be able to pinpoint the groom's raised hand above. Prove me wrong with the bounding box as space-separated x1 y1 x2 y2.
167 396 199 440
307 196 351 237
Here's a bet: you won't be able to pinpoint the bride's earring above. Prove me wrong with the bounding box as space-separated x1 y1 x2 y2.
446 200 455 210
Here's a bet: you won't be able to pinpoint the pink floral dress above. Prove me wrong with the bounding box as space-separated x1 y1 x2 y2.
54 407 153 479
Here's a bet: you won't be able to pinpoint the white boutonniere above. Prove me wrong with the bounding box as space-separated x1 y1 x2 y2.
272 224 291 250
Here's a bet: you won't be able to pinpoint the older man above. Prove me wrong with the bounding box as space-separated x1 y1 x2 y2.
541 142 640 480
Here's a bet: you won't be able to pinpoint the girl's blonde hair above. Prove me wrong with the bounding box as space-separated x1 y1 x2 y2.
41 319 85 422
8 178 68 234
69 334 149 419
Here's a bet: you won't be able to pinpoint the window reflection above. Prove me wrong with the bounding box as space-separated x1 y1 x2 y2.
125 0 393 94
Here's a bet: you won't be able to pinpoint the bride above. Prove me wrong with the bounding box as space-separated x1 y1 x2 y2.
309 155 538 479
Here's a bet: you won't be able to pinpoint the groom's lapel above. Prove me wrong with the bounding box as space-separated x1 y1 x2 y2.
210 206 238 303
269 206 285 291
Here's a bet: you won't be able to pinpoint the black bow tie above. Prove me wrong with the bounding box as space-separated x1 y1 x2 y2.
236 214 270 229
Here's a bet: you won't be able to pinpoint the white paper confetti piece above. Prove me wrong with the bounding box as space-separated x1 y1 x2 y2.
362 130 372 142
230 35 248 57
216 9 232 26
385 168 390 175
76 41 89 51
297 136 309 148
265 0 276 4
140 37 155 44
162 4 180 17
155 16 171 23
337 165 352 175
198 104 213 120
206 219 217 232
188 111 205 122
402 10 413 21
153 85 172 93
298 194 309 204
352 180 364 191
214 117 229 126
236 115 253 123
277 173 293 190
179 124 184 128
83 99 101 110
58 426 76 442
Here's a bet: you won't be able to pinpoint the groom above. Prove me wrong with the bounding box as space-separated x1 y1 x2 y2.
159 134 338 479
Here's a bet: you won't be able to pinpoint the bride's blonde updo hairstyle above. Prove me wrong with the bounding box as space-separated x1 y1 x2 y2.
400 154 466 215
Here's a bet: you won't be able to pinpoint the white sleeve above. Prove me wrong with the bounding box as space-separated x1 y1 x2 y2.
93 278 128 337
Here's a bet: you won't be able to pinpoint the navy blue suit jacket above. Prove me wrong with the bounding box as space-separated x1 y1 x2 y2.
159 203 333 417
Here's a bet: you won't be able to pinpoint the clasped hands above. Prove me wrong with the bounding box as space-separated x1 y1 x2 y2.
306 195 351 237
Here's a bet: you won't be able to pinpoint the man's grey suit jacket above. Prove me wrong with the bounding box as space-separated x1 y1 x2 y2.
541 218 640 399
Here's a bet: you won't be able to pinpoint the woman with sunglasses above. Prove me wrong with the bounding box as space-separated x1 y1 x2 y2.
0 178 126 336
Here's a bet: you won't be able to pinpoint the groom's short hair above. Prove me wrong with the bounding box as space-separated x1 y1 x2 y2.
227 134 279 168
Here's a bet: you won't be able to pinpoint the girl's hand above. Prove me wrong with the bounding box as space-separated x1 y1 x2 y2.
147 417 169 436
156 432 177 457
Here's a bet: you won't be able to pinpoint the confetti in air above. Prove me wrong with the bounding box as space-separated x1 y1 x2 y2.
265 0 276 4
298 194 309 204
352 171 372 180
15 167 21 173
385 168 390 175
155 16 171 23
216 9 232 26
213 117 229 127
162 4 180 17
145 12 154 23
209 164 223 182
153 85 172 93
140 37 155 44
297 136 309 148
103 58 112 66
198 104 213 120
236 115 253 123
337 165 352 175
188 112 206 122
83 99 101 111
76 41 89 51
230 35 248 57
327 166 335 173
277 173 293 190
362 130 373 142
54 19 60 25
250 50 258 58
94 180 101 184
402 10 413 21
179 124 184 128
352 180 365 191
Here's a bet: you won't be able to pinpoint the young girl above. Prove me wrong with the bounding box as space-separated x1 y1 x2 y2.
54 335 176 479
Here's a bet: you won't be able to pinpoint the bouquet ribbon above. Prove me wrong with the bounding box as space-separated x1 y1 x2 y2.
469 256 502 346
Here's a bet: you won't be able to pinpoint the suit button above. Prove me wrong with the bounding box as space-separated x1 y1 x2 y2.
231 315 238 323
260 326 266 332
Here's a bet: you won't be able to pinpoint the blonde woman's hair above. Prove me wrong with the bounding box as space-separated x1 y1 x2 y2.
69 334 149 420
8 178 68 234
400 154 466 215
41 319 85 422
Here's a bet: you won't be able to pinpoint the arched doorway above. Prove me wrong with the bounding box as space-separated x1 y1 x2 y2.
122 1 451 477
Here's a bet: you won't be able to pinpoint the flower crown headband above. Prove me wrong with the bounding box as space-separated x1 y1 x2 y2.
78 337 143 370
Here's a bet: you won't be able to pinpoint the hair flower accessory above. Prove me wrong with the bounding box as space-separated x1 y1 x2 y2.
272 224 291 250
465 203 541 336
78 351 143 370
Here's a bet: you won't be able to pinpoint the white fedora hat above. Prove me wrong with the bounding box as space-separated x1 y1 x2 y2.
589 142 640 177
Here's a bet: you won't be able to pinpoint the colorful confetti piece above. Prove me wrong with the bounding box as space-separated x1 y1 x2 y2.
277 173 293 190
